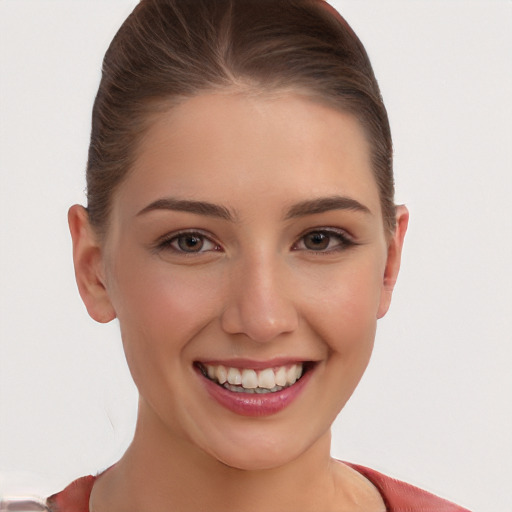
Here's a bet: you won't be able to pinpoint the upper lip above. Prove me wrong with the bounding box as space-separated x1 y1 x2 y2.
195 357 314 370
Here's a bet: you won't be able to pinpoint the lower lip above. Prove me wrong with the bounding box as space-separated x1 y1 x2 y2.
197 366 313 417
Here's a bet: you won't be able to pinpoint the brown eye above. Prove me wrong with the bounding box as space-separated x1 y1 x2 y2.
156 231 220 254
294 229 355 253
176 234 205 252
303 232 330 250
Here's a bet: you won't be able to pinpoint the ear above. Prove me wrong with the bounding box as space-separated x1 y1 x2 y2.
68 205 116 323
377 205 409 319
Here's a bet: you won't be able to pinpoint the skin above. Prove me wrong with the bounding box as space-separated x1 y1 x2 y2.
69 91 408 512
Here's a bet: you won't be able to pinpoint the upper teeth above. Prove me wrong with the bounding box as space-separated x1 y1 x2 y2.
203 363 304 391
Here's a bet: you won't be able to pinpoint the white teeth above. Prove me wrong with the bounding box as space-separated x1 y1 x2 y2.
206 365 216 380
241 369 258 389
275 366 287 387
276 366 286 386
202 362 306 392
223 383 284 394
286 366 298 385
216 365 227 384
258 368 276 389
227 367 242 385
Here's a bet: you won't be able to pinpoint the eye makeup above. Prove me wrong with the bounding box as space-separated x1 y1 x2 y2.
152 229 223 256
292 227 359 254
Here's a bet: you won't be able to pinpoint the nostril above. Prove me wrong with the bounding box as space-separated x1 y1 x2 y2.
220 301 299 343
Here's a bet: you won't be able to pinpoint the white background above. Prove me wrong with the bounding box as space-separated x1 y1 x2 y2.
0 1 511 511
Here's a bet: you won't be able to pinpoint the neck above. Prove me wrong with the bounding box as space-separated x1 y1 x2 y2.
90 400 381 512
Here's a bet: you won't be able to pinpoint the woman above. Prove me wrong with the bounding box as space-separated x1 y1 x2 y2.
38 0 472 510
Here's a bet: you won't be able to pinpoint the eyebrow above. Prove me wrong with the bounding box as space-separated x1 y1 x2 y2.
136 194 370 222
284 195 371 219
136 198 236 221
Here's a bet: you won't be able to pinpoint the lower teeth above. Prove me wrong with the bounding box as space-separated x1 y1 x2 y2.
223 383 285 394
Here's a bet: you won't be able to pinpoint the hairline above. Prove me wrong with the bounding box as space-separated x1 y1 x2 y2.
90 82 395 243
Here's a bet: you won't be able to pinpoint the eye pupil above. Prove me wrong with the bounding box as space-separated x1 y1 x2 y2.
304 232 329 250
178 235 203 252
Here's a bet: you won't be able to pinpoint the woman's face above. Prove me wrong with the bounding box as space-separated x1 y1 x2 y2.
72 91 407 470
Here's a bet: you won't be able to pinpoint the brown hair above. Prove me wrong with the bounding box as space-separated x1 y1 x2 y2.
86 0 395 236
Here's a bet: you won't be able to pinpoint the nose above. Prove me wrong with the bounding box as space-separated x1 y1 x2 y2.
220 255 299 343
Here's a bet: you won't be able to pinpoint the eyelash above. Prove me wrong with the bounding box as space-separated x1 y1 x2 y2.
154 228 356 255
291 228 357 254
154 230 222 255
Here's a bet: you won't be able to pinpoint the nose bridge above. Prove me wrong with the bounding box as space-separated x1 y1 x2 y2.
221 249 299 342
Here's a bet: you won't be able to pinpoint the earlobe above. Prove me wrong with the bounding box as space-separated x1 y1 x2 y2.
377 205 409 319
68 205 116 323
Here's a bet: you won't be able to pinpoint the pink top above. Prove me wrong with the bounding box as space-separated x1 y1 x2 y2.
46 462 471 511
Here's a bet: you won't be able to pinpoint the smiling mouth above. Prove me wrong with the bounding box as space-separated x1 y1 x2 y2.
195 362 314 394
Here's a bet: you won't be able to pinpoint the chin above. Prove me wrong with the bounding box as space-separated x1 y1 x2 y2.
200 425 324 472
211 446 300 472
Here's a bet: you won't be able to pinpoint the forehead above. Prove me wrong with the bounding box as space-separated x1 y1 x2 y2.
113 91 381 222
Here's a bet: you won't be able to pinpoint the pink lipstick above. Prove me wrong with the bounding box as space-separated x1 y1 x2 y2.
195 361 314 417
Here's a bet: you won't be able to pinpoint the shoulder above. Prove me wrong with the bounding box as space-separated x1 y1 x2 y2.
46 464 472 512
46 475 96 512
345 462 472 512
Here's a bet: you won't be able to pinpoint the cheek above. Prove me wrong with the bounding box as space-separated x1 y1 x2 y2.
106 251 223 375
299 254 385 350
287 259 384 426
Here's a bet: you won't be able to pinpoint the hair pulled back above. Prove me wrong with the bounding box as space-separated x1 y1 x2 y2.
87 0 395 236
